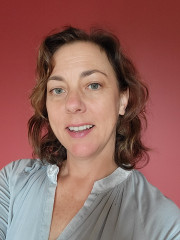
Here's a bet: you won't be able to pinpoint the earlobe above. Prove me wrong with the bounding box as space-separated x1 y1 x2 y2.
119 88 129 115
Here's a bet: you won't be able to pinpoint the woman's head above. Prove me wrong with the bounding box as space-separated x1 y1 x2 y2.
28 26 149 169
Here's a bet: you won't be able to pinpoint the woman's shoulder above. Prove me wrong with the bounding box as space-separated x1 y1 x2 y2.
0 159 46 184
0 159 51 203
131 169 180 212
129 170 180 239
0 159 60 187
1 158 44 172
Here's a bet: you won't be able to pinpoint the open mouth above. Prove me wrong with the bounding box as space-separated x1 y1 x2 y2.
67 125 95 132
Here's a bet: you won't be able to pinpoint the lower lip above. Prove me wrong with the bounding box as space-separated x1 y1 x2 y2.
66 126 94 138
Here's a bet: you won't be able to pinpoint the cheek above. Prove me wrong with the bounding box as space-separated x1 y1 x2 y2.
46 102 62 127
95 95 119 118
47 109 65 142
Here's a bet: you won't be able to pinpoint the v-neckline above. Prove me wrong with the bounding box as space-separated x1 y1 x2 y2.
45 164 132 240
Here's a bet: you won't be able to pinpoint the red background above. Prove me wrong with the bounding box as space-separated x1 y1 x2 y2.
0 0 180 206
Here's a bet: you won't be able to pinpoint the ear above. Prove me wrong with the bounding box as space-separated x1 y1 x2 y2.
119 88 129 115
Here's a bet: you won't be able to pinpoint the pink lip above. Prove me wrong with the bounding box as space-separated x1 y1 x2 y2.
66 125 95 138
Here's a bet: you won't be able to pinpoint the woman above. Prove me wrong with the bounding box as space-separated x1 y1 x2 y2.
0 27 179 240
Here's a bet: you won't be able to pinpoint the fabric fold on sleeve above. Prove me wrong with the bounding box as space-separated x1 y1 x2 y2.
0 164 11 240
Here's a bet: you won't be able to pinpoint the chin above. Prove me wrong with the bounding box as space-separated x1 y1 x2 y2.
67 144 98 159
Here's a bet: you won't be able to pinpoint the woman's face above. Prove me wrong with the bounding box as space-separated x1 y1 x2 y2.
46 41 128 160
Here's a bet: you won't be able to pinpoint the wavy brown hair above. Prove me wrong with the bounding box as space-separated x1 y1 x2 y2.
28 26 149 170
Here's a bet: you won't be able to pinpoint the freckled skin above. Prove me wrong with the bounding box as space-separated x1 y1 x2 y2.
46 42 128 165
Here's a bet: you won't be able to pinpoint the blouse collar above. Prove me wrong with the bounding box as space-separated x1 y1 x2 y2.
47 163 132 192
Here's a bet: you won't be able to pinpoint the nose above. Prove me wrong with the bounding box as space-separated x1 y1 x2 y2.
65 90 86 113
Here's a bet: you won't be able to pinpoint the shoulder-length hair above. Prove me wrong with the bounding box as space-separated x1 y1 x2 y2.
28 26 149 170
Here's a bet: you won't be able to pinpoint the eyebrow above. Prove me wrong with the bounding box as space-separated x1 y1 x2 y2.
80 69 108 78
48 69 108 81
48 75 63 81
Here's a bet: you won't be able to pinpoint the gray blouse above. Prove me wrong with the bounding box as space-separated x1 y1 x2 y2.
0 159 180 240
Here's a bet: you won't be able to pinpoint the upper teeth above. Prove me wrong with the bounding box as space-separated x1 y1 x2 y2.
68 125 93 132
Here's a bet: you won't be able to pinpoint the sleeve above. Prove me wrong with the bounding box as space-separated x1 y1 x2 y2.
134 171 180 240
0 164 11 240
149 197 180 240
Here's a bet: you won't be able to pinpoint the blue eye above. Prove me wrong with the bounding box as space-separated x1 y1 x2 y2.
51 88 65 95
88 83 101 90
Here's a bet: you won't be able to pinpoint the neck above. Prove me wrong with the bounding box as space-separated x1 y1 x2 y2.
60 153 118 183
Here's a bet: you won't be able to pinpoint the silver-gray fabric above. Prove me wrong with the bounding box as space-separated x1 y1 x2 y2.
0 159 179 240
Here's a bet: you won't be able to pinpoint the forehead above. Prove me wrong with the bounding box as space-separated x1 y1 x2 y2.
52 41 114 73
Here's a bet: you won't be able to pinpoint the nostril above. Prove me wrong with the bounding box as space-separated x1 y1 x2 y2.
69 106 83 113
